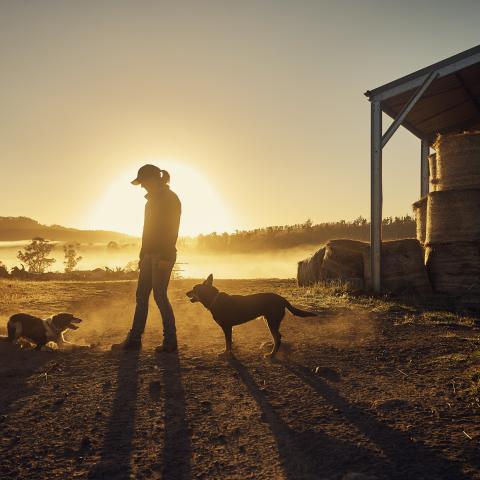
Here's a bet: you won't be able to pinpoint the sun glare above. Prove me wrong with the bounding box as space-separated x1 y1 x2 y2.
82 161 236 237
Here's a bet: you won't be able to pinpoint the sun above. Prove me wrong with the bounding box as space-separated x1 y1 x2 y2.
82 161 236 237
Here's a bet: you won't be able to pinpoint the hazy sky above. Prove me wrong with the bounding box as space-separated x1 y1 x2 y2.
1 0 479 236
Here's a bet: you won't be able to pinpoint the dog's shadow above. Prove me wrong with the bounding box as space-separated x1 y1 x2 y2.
228 355 470 480
282 360 471 479
227 355 379 479
0 342 52 414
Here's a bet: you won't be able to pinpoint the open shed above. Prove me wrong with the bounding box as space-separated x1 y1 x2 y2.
365 45 480 293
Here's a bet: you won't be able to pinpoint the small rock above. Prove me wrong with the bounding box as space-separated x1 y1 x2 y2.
63 447 76 457
80 436 92 450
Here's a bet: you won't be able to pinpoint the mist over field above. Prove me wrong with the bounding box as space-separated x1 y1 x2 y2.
0 215 417 279
0 241 316 279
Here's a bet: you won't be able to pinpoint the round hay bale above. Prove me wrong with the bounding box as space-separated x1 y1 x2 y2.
434 131 480 190
363 239 432 295
429 153 439 191
297 247 325 286
425 242 480 296
426 189 480 244
412 196 427 245
319 239 367 287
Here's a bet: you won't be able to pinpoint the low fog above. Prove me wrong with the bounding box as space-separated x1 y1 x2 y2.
0 241 319 279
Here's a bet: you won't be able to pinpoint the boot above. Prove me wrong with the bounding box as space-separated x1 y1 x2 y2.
111 331 142 352
155 340 178 354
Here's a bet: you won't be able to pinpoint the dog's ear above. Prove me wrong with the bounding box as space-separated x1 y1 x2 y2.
204 274 213 286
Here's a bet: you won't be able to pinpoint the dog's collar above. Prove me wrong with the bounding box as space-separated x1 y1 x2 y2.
208 292 220 310
44 317 58 339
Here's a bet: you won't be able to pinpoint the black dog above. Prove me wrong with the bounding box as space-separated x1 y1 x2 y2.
186 274 316 357
4 313 82 350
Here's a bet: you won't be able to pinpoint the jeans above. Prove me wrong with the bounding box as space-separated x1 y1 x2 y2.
130 254 177 344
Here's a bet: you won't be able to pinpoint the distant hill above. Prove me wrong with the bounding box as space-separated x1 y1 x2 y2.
0 217 139 243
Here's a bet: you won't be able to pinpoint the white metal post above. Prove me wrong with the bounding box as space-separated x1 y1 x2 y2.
371 101 382 293
421 140 430 197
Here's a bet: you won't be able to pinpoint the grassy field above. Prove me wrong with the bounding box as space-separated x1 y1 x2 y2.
0 278 480 479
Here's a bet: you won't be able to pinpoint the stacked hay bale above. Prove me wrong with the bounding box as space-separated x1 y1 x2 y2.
429 153 439 192
423 131 480 303
413 153 439 246
298 239 430 294
363 239 432 296
297 240 367 288
320 239 367 289
412 196 427 245
297 247 325 286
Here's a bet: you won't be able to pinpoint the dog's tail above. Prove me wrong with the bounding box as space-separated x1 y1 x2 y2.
285 301 317 317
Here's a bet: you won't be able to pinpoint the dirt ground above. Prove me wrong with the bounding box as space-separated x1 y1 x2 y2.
0 278 479 480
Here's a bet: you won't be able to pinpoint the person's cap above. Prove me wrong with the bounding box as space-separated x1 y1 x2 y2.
131 164 162 185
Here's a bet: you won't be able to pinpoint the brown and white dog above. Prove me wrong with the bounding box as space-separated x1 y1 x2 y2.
4 313 82 350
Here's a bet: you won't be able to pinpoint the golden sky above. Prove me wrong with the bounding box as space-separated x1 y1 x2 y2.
1 1 479 236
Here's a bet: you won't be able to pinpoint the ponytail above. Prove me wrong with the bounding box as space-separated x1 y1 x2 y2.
160 169 170 185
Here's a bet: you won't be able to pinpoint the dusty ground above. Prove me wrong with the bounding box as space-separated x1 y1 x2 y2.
0 278 479 480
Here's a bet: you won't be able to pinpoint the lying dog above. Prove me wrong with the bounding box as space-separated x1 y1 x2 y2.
186 274 316 357
4 313 82 350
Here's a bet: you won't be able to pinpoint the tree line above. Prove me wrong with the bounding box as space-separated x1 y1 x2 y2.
195 216 416 252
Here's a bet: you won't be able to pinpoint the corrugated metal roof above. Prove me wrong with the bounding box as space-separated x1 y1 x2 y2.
365 45 480 142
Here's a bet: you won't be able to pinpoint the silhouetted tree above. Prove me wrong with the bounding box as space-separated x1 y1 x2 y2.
17 237 56 273
63 242 82 272
0 261 8 278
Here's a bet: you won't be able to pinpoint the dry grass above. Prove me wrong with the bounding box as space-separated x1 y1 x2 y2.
1 277 477 326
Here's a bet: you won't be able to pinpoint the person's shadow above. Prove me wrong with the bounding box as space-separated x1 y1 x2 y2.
89 348 192 480
155 350 192 480
89 350 140 479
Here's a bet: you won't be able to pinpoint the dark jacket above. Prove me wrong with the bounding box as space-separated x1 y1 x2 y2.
139 185 181 261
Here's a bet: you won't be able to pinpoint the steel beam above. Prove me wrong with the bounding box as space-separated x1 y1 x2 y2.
366 45 480 102
371 101 382 293
381 70 438 148
421 140 430 197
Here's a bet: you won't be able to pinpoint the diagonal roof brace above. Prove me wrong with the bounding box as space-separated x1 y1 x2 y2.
381 70 439 148
455 72 480 116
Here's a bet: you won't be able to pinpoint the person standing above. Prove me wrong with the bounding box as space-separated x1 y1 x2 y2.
112 164 181 353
